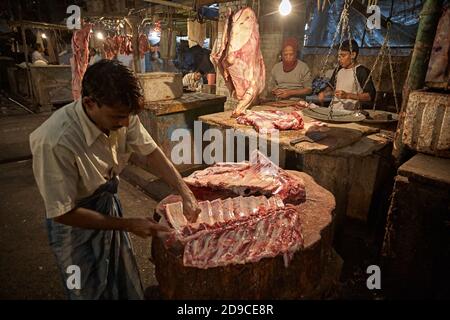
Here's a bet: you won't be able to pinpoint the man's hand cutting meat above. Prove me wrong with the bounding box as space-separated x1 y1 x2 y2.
146 147 201 223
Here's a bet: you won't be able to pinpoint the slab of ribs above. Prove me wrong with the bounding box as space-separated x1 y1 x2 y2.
158 151 306 269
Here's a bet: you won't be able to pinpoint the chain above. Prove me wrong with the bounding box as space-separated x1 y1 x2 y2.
344 1 361 115
319 0 350 77
327 0 353 120
387 45 399 113
373 37 386 110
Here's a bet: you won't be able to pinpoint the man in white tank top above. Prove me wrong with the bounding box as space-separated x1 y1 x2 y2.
318 40 376 111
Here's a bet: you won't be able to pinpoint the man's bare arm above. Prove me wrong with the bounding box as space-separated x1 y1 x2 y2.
145 147 200 221
54 207 169 238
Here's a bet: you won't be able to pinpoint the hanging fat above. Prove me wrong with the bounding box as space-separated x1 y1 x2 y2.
159 29 177 59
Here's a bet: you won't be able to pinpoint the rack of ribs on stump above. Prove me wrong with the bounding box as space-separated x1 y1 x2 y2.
151 150 340 299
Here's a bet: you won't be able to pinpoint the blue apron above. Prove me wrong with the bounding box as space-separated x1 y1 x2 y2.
46 176 144 300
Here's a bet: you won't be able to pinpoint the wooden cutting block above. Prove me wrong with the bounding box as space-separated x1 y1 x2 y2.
151 171 341 299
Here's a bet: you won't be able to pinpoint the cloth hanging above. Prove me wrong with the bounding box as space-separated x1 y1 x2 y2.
187 19 206 48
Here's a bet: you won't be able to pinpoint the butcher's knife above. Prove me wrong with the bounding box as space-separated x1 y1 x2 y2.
290 131 328 145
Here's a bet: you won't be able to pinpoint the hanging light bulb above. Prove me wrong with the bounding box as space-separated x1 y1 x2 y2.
41 33 47 39
96 32 104 40
279 0 292 16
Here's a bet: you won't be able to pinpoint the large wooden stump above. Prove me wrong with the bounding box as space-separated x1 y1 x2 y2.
151 171 341 299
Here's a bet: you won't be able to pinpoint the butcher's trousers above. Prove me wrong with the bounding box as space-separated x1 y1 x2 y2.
46 176 144 300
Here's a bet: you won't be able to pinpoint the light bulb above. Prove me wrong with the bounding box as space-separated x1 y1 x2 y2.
96 32 104 40
41 33 47 39
279 0 292 16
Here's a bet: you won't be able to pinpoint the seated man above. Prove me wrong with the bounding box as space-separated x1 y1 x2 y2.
31 43 48 65
318 40 376 110
182 70 203 92
269 38 312 99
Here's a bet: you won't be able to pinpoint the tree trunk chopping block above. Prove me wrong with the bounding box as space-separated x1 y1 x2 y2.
151 171 341 299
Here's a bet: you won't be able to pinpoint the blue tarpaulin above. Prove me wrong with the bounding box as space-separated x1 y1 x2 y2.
305 0 424 47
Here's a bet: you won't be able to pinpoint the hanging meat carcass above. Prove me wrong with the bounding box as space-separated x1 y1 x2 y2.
211 7 266 117
70 23 92 100
138 33 150 56
103 36 117 59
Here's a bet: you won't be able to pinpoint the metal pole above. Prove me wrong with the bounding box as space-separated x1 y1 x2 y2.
392 0 444 163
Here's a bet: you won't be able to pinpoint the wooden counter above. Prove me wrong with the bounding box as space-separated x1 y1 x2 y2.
198 104 395 228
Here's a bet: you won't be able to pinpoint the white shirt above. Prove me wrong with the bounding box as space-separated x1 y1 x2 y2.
330 65 362 110
182 73 203 91
30 100 157 218
32 50 48 64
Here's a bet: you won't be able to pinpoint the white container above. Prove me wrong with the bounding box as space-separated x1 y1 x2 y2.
137 72 183 102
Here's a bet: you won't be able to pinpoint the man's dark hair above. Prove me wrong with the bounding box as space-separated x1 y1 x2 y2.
339 39 359 57
82 59 143 114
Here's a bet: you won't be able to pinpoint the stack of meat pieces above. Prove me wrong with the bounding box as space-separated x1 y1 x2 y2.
236 110 304 133
184 150 306 204
211 7 265 117
161 195 303 269
71 24 92 100
157 150 306 269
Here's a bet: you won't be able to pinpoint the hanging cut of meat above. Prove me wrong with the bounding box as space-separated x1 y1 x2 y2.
236 110 305 133
70 23 92 100
158 194 303 269
184 150 306 205
125 36 133 55
138 34 150 56
211 7 265 117
104 36 118 59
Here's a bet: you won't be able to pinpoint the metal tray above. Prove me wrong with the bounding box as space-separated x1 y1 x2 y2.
361 110 399 124
302 107 366 123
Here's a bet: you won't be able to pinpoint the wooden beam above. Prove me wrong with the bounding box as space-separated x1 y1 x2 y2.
143 0 193 11
8 20 68 31
197 0 230 6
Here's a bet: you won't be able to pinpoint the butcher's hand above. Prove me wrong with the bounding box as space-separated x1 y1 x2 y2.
125 217 171 238
182 192 201 223
335 90 350 99
318 91 326 102
273 89 292 99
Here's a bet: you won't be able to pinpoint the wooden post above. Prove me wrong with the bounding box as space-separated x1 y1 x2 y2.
392 0 444 163
129 16 141 73
18 3 36 107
